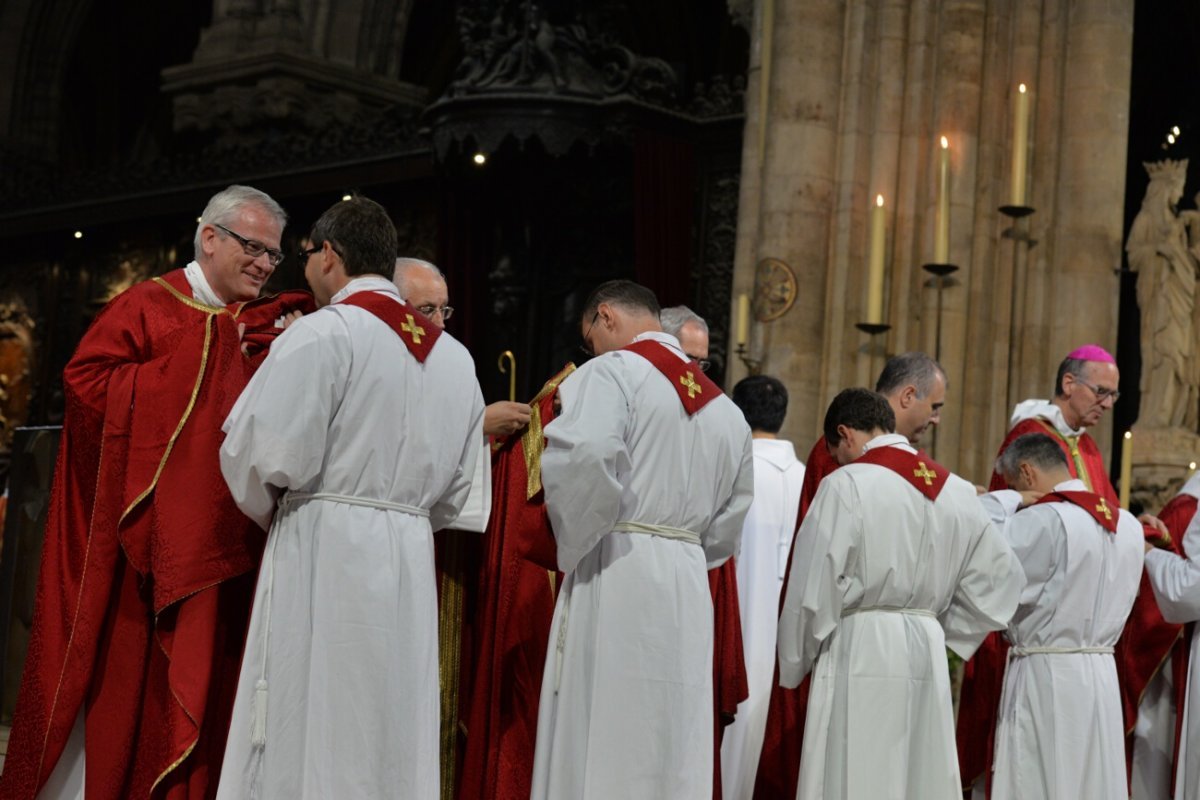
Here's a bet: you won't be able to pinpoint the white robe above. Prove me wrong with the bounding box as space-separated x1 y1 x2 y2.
530 331 754 800
778 434 1024 800
720 437 804 800
1145 504 1200 800
215 277 485 800
980 480 1144 800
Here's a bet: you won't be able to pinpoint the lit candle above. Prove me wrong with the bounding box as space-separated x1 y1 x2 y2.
1119 430 1133 509
934 136 950 264
866 195 886 324
1010 83 1030 207
736 292 751 347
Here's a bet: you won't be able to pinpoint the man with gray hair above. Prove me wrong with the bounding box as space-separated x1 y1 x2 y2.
978 432 1142 800
0 185 313 799
660 304 711 371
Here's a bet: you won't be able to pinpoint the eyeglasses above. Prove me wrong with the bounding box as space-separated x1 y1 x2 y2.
692 358 712 373
1076 378 1120 403
297 245 321 265
579 310 601 357
416 304 454 321
214 223 284 266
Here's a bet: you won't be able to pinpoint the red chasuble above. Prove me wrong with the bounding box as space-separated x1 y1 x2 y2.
455 365 573 800
957 415 1182 796
0 270 313 800
753 436 839 800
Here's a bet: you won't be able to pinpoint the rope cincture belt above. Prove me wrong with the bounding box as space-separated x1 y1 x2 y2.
842 606 937 618
1009 645 1115 657
612 520 702 546
280 490 431 517
250 491 431 750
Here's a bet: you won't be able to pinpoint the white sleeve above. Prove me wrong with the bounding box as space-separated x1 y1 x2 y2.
429 391 486 533
777 476 858 687
939 501 1026 659
702 431 754 568
1145 508 1200 623
220 315 351 531
541 360 630 573
978 490 1023 528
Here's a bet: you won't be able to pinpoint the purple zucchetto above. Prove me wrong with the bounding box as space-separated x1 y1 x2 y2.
1066 344 1116 364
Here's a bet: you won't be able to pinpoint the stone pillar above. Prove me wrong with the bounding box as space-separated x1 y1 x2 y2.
729 0 1134 484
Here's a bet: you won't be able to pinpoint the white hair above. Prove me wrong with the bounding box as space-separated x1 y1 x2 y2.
193 185 287 259
659 305 708 337
394 257 446 294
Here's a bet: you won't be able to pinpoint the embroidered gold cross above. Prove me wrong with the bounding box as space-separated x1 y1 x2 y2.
1095 497 1112 521
401 313 425 344
680 371 702 399
913 461 937 486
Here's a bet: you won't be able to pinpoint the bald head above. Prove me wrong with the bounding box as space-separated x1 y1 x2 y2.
394 258 450 328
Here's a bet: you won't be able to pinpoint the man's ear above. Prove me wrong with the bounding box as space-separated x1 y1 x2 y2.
1018 461 1036 490
899 385 917 408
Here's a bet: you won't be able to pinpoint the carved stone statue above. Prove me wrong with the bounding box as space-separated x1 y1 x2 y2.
1127 158 1197 429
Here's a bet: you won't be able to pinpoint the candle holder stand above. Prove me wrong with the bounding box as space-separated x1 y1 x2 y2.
921 264 959 362
735 344 763 376
999 205 1037 410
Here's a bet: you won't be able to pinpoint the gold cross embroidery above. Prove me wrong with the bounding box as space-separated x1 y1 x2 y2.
680 371 702 399
400 313 425 344
1095 497 1112 521
913 461 937 486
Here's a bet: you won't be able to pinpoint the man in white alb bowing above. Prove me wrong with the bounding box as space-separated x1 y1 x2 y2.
531 279 754 800
779 388 1024 800
1144 499 1200 799
979 432 1144 800
720 374 804 800
216 197 485 799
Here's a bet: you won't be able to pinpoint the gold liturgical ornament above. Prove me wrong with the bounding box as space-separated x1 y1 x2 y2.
754 258 797 321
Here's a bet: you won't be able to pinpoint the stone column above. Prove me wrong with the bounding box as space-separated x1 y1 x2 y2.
729 0 1134 484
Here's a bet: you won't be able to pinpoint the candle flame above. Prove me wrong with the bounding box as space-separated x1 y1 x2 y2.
940 136 948 149
1124 431 1132 441
1191 461 1197 471
875 194 884 207
1019 83 1027 93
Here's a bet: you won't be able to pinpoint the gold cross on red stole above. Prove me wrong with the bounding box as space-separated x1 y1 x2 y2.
680 371 702 399
1095 497 1113 521
913 461 938 486
400 313 425 344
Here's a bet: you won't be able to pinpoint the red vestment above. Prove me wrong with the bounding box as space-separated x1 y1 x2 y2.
752 435 838 800
455 366 572 800
0 271 312 800
956 415 1182 795
709 558 748 800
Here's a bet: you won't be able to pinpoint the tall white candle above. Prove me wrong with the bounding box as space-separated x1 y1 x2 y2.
867 195 886 323
935 136 950 263
1010 84 1030 207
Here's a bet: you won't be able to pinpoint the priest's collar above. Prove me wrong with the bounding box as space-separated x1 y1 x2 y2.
184 260 226 308
863 432 914 454
1009 398 1086 438
630 330 687 362
1053 478 1088 493
330 275 399 305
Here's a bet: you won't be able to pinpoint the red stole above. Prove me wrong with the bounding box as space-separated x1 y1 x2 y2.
455 366 572 800
336 290 441 362
856 445 949 500
1033 490 1118 533
0 270 313 800
752 436 839 799
621 339 720 414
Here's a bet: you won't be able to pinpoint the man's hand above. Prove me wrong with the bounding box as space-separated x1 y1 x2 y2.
282 309 304 329
484 401 532 438
1140 513 1173 550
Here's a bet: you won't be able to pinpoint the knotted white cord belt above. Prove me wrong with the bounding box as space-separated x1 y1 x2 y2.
842 605 937 618
553 520 703 693
1008 645 1114 657
250 491 430 749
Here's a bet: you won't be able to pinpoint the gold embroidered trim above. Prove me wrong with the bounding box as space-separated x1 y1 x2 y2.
521 363 576 500
120 314 215 523
1033 419 1094 491
152 276 228 315
35 431 106 789
150 734 198 796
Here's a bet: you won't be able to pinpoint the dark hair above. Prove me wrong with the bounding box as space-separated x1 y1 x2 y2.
309 196 397 279
875 351 947 397
996 432 1069 481
1054 356 1089 397
733 375 789 433
823 388 896 445
581 279 660 321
